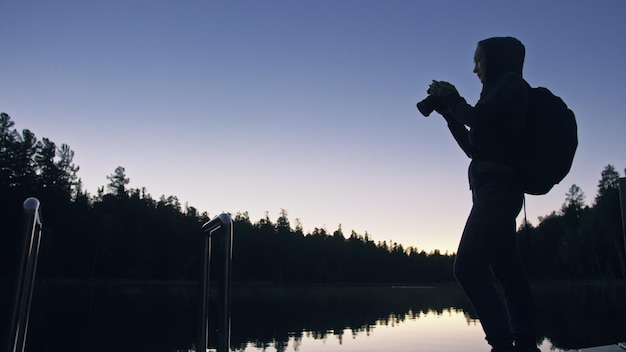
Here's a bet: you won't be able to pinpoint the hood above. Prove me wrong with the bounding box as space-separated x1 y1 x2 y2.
478 36 525 85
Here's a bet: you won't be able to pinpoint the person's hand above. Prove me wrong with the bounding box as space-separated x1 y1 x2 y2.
429 80 458 98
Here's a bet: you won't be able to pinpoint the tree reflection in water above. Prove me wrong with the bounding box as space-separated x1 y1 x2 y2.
237 307 483 352
9 281 625 352
228 284 473 351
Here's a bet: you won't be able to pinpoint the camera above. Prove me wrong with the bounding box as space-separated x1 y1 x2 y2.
416 89 441 117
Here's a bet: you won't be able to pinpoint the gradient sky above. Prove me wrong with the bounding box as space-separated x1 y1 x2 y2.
1 1 624 253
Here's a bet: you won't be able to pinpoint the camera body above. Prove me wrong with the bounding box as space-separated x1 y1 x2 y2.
417 82 454 117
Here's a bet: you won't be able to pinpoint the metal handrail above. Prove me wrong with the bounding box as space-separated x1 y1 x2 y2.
7 198 43 352
619 177 626 279
198 213 233 352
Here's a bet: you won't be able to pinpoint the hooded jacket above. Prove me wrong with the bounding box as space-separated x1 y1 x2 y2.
444 36 528 189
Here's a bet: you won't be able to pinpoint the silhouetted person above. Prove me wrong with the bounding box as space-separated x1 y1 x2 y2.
426 37 540 352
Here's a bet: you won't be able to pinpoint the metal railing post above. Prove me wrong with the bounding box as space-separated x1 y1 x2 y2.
618 177 626 280
7 198 43 352
198 213 233 352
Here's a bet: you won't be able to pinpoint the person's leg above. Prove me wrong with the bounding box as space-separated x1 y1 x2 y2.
490 222 538 351
454 183 523 351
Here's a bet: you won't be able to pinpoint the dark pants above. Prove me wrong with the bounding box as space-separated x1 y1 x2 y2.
454 182 536 350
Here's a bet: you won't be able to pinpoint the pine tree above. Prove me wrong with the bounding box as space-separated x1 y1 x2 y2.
106 166 130 197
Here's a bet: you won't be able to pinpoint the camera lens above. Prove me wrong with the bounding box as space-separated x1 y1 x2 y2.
416 95 438 117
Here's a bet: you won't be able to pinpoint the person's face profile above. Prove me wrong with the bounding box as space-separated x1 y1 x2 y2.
473 46 486 84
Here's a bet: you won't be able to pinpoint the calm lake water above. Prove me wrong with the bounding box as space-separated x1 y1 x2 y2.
13 281 626 352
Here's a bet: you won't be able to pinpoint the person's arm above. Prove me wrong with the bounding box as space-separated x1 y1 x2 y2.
441 111 474 158
446 73 524 128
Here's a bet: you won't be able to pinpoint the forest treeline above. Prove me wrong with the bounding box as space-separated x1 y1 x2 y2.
518 164 626 280
1 112 625 283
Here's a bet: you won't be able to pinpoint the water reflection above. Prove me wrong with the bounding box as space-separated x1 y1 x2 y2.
228 284 474 351
235 308 485 352
533 282 626 350
10 282 626 352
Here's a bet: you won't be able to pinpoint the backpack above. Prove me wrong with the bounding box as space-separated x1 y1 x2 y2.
517 86 578 195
